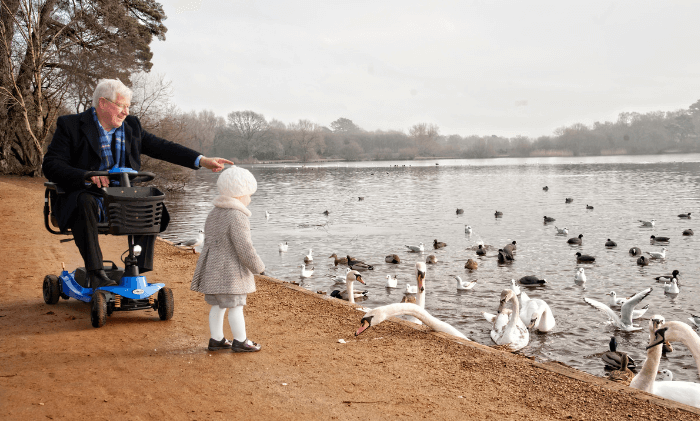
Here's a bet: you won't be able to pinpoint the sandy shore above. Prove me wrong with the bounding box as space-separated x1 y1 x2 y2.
1 175 699 420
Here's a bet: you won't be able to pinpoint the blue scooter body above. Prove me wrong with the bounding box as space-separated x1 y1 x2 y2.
59 269 164 303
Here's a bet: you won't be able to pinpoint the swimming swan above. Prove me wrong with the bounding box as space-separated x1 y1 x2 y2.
330 270 367 303
483 289 529 351
355 303 469 340
385 274 398 288
520 297 555 332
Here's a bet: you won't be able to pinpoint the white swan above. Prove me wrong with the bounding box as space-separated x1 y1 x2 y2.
405 242 425 252
331 270 367 303
355 303 469 340
574 267 586 285
521 297 556 333
299 264 314 278
278 241 288 252
483 289 529 351
639 219 656 227
464 225 473 235
333 268 351 284
405 283 418 294
659 369 673 381
648 247 667 259
385 274 398 288
304 248 313 264
451 275 476 290
629 321 700 408
583 288 652 331
664 278 680 294
555 226 569 235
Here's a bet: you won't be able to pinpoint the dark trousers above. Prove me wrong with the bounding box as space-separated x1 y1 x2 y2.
72 192 156 273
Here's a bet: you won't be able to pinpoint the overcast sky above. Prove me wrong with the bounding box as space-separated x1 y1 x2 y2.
150 1 700 138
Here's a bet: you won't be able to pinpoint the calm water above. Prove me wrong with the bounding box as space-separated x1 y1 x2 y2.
161 155 700 381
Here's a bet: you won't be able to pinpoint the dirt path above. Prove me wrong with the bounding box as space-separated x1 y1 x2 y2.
1 176 699 420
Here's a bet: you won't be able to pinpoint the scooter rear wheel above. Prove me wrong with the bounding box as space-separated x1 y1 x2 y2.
157 287 174 320
42 275 60 304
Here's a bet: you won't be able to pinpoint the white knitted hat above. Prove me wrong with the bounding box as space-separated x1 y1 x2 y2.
217 166 257 198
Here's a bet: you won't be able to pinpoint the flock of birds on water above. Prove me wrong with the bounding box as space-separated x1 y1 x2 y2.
267 188 700 409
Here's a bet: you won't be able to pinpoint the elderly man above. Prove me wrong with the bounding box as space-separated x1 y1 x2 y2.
43 79 233 289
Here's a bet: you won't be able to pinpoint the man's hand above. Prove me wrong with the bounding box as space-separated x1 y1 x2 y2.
91 176 110 188
199 157 234 172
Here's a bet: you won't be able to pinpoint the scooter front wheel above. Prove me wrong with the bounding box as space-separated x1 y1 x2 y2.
91 291 107 328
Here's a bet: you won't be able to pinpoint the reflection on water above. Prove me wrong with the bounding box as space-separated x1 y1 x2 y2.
162 155 700 381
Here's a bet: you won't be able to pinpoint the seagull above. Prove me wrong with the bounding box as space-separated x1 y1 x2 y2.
176 229 204 253
647 247 667 259
464 225 473 234
405 283 418 294
304 248 313 264
333 268 352 284
688 314 700 328
385 274 398 288
583 287 653 331
405 243 424 252
639 219 655 227
574 267 586 285
278 241 288 252
265 210 271 219
555 226 569 235
299 264 314 278
607 296 650 319
606 291 627 307
658 369 674 381
664 278 680 294
509 279 521 296
451 275 476 290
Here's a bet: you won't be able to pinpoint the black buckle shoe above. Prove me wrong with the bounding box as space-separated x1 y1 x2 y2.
231 338 261 352
89 269 117 289
208 338 233 351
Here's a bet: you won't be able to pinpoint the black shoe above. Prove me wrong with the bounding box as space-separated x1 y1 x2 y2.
89 269 117 289
231 338 261 352
208 338 233 351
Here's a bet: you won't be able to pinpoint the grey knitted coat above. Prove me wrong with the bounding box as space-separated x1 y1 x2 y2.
190 200 265 295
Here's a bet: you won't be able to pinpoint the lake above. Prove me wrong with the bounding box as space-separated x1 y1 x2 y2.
161 154 700 381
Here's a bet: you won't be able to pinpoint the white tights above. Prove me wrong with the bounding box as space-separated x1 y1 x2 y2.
209 305 246 342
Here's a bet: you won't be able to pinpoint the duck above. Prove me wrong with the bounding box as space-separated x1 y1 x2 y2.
586 204 594 210
574 267 586 285
433 239 447 249
322 210 330 216
542 186 549 191
629 322 700 408
385 254 401 264
346 255 374 270
555 226 569 235
482 289 529 351
683 228 694 236
664 278 680 294
567 234 583 244
658 369 673 381
543 216 555 223
637 255 650 266
565 197 573 203
497 249 514 263
583 287 652 331
602 336 636 371
330 270 367 303
648 247 667 259
328 253 348 266
494 210 503 217
426 254 438 264
456 208 464 214
650 235 670 243
465 259 478 270
607 354 635 385
639 219 656 227
629 246 642 256
678 212 692 218
504 240 517 254
278 241 289 252
475 244 486 256
452 275 477 290
303 249 313 264
604 239 617 247
464 225 473 235
299 264 315 278
518 275 546 285
385 274 398 288
655 269 680 284
355 303 469 340
576 252 595 263
405 243 424 252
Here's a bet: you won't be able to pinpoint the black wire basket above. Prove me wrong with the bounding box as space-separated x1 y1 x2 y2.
103 186 165 235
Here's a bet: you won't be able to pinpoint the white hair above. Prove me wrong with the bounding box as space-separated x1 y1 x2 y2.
92 79 132 108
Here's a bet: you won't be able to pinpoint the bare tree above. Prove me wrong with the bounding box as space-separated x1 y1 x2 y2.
289 119 325 162
226 110 270 159
409 123 440 156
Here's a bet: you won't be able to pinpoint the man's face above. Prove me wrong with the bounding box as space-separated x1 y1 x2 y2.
96 93 130 130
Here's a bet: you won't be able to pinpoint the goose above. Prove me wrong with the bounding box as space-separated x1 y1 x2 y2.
576 252 595 263
583 287 652 331
683 229 694 236
426 254 438 264
518 276 546 285
639 219 656 227
303 249 313 264
664 278 680 294
607 354 634 385
494 210 503 217
586 204 594 210
333 268 352 284
355 303 469 340
433 239 447 249
405 243 424 252
543 216 556 223
648 247 667 259
688 314 700 328
521 297 555 333
385 274 398 288
629 322 700 408
602 336 636 371
650 235 670 243
678 212 692 218
509 279 521 296
482 289 529 351
605 239 617 247
659 369 673 381
574 267 586 285
385 254 401 264
637 256 650 266
330 270 367 303
456 208 464 214
299 264 315 278
328 253 348 266
629 246 642 256
504 241 517 254
555 226 569 235
565 197 573 203
567 234 583 244
464 225 473 234
465 259 478 270
278 241 289 252
451 275 476 290
475 244 486 256
542 186 549 191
